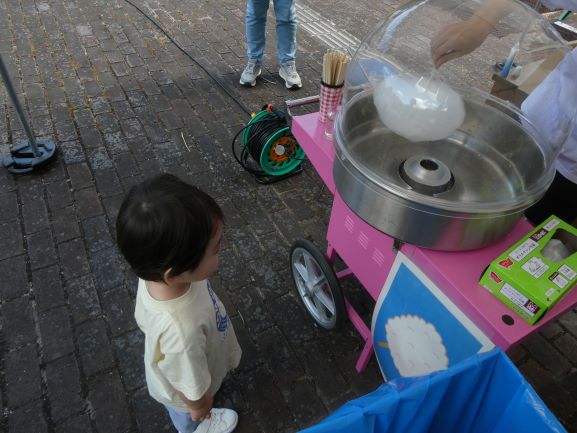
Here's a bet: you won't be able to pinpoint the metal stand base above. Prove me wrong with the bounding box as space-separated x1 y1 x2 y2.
3 139 57 174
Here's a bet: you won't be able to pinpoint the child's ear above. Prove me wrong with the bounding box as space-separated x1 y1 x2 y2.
163 268 175 284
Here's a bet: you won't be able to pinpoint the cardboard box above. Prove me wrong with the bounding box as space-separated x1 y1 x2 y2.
490 41 577 107
480 216 577 324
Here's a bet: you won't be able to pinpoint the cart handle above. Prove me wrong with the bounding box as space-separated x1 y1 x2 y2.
285 95 320 120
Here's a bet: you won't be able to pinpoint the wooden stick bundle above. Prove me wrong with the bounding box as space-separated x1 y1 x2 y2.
322 50 349 86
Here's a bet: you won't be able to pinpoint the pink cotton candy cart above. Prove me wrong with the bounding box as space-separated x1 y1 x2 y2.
285 99 577 378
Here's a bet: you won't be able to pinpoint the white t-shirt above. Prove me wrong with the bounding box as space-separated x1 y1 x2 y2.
521 0 577 183
134 279 242 412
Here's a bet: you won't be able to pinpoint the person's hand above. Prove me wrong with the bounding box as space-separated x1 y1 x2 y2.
179 390 213 422
431 17 493 68
189 405 211 422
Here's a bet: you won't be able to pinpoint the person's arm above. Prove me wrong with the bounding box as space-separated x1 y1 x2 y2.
431 0 512 68
177 390 213 421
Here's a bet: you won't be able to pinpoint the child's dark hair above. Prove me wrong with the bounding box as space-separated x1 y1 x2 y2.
116 174 223 282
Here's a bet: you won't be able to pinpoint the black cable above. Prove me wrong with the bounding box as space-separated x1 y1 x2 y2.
231 110 305 182
122 0 252 116
122 1 305 183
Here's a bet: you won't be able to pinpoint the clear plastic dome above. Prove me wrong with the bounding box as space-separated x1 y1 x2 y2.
332 0 576 250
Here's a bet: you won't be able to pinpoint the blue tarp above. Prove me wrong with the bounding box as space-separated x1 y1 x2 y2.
300 349 566 433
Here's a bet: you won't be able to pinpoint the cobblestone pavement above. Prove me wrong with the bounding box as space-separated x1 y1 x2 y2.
0 0 576 432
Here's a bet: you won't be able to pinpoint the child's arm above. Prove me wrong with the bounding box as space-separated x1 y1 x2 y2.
177 390 213 421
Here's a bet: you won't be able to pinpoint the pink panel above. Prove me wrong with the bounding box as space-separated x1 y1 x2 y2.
406 227 577 349
291 112 336 193
327 194 397 300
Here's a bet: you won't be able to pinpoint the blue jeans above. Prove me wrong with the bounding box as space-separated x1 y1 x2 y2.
165 406 200 433
246 0 297 64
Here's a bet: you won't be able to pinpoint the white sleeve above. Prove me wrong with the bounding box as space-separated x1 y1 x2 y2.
540 0 577 10
158 329 211 402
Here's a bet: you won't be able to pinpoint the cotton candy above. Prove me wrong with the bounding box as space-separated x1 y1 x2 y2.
373 74 465 142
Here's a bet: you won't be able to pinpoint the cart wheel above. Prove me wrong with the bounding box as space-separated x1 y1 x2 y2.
290 239 345 330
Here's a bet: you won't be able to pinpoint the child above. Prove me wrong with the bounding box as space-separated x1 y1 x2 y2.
116 174 242 433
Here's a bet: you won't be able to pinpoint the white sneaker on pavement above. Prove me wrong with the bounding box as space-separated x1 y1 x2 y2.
239 60 262 87
193 408 238 433
279 61 302 89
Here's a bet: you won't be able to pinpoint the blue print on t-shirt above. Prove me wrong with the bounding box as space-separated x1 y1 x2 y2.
207 282 228 332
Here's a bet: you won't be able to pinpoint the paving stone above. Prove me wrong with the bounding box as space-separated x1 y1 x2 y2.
523 333 573 377
120 117 144 138
101 194 124 225
95 112 120 135
0 255 29 299
67 274 102 324
230 285 274 334
21 198 49 234
257 326 304 387
560 310 577 339
244 366 294 433
79 126 104 148
270 293 319 346
113 152 140 177
88 371 132 432
249 260 291 300
554 333 577 365
7 399 48 433
87 147 115 171
520 359 577 425
74 107 96 127
54 413 93 433
89 246 125 293
90 96 111 114
130 387 173 433
82 215 114 252
285 377 328 429
230 315 263 375
101 287 137 336
299 339 350 406
126 89 147 107
217 248 252 290
46 180 72 210
32 264 65 312
0 190 19 224
58 238 90 279
55 121 78 142
77 319 115 376
59 139 86 164
114 330 145 391
229 227 264 262
1 297 36 350
67 163 94 190
51 205 81 244
5 344 42 407
45 354 85 421
541 322 565 340
74 186 103 219
111 100 135 119
27 228 57 270
38 306 74 362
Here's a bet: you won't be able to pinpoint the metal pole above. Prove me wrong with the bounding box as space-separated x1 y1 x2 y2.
0 55 40 157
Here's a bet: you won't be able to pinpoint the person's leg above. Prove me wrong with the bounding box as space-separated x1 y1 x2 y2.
246 0 270 63
165 406 201 433
272 0 297 64
525 171 577 226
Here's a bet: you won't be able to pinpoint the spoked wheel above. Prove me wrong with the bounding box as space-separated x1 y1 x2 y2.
290 239 345 330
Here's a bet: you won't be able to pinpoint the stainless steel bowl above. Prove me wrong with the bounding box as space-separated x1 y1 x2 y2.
333 90 555 250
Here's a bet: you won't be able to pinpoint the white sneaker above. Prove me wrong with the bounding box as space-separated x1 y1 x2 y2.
193 408 238 433
279 61 302 89
239 60 261 87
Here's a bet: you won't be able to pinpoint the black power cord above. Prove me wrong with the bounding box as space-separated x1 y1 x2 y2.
122 0 252 116
123 1 305 183
231 107 304 184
